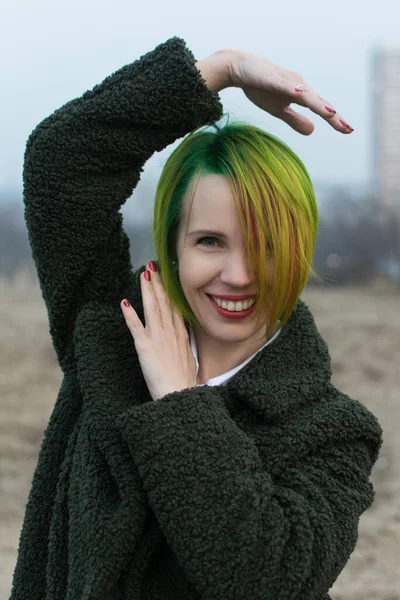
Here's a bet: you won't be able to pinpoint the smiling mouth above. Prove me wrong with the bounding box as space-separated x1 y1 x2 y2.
206 293 257 312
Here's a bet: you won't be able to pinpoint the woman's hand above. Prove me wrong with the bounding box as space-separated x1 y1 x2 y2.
120 263 197 402
196 49 353 136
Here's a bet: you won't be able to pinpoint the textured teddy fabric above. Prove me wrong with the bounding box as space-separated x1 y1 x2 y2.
10 37 383 600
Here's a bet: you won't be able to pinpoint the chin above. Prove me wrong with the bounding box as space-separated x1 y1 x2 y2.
195 318 257 340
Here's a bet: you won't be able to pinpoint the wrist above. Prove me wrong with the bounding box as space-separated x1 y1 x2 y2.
195 49 235 94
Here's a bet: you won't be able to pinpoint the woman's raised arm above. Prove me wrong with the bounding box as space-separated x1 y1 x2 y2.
23 37 223 373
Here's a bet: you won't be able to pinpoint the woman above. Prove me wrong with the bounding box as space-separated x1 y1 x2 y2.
10 37 382 600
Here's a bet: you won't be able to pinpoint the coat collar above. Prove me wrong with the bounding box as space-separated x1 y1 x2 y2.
224 298 333 422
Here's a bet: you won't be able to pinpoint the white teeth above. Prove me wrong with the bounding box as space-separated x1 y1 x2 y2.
211 295 256 312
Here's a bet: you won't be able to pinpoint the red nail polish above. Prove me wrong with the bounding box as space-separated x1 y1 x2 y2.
123 300 130 307
144 270 151 281
339 119 353 130
325 106 336 114
149 261 157 272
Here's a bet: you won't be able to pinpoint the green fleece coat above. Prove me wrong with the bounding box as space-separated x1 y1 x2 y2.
10 37 383 600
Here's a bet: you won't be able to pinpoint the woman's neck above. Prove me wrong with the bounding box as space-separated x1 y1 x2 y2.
192 324 271 385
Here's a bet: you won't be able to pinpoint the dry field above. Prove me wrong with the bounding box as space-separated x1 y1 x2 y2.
1 275 399 599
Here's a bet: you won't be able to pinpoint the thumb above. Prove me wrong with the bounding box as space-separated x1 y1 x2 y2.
279 106 315 136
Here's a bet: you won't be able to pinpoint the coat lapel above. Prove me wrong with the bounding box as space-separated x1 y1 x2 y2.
226 299 332 422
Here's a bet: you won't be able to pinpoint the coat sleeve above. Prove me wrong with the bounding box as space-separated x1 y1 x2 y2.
23 37 223 373
115 386 383 600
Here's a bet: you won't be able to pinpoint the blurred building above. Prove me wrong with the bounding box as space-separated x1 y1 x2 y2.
371 45 400 219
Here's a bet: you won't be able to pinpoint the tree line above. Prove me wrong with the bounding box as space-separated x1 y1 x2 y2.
1 188 399 286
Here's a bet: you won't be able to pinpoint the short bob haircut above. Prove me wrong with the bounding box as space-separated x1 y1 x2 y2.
153 119 320 334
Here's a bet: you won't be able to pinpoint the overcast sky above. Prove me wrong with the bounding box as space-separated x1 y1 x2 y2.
1 0 398 214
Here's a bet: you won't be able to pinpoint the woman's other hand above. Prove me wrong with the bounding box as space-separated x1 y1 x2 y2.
120 263 197 402
196 49 353 136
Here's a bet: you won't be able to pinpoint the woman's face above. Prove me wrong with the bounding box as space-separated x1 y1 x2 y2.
175 173 274 345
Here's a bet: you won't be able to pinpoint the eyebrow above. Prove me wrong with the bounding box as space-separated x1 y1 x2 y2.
186 229 228 238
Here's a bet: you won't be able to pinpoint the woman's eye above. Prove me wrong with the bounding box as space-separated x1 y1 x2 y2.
198 237 220 248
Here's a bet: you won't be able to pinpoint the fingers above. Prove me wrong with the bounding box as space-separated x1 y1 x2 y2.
120 268 163 337
287 82 354 134
121 262 188 343
138 267 165 334
120 298 145 342
270 69 353 134
143 262 187 338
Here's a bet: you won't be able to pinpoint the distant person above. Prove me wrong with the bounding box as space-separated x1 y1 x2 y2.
10 37 382 600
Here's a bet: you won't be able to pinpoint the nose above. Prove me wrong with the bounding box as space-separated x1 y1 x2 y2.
219 251 254 288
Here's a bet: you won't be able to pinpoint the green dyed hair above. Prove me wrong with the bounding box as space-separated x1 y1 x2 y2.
153 119 321 333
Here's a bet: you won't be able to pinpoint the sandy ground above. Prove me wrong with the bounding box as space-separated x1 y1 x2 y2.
1 276 399 599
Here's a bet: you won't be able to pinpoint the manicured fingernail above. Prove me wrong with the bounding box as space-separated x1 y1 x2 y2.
123 299 130 307
325 106 336 114
295 85 305 92
144 270 151 281
149 261 157 272
339 119 354 131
